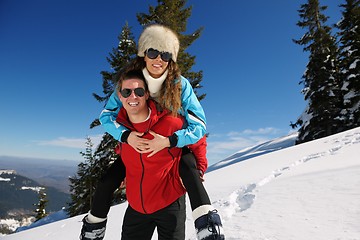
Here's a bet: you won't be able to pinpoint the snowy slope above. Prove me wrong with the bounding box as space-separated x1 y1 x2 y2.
207 132 297 172
2 127 360 240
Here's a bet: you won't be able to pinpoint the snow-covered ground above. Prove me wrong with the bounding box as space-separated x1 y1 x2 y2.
1 127 359 240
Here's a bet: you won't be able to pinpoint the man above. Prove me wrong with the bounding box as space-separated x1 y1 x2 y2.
81 69 192 240
116 69 188 239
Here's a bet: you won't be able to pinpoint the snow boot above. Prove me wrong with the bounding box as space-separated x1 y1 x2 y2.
194 210 225 240
79 215 107 240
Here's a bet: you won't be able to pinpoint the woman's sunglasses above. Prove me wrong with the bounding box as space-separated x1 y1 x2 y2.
120 88 146 98
145 48 172 62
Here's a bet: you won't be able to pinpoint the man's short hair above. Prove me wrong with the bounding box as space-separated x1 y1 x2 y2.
117 69 148 92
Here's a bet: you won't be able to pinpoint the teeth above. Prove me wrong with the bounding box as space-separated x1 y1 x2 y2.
128 102 139 106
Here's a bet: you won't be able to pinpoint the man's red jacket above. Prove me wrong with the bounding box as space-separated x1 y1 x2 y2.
115 99 207 214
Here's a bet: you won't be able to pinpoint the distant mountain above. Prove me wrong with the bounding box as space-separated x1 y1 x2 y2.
0 170 70 218
0 156 78 193
207 132 298 172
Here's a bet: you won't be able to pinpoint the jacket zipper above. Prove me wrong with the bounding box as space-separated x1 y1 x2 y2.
139 152 147 214
140 117 151 214
120 115 153 214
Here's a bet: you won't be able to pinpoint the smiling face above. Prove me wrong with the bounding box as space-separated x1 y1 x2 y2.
144 54 169 78
118 78 149 123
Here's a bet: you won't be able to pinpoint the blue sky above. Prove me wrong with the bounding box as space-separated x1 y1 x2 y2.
0 0 342 165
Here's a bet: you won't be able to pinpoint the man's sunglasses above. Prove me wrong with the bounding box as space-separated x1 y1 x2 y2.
120 88 146 98
145 48 172 62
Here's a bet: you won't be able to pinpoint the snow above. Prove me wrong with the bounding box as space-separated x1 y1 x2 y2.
0 170 16 182
349 59 359 69
0 177 11 182
0 170 16 175
1 127 360 240
0 219 23 233
14 209 68 233
207 132 297 172
20 186 44 193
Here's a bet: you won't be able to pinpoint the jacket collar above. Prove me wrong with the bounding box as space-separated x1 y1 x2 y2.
116 99 169 131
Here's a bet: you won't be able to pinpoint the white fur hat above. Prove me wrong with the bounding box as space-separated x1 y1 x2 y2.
137 24 180 62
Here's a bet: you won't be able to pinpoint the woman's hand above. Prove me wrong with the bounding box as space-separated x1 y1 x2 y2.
127 131 149 153
142 131 170 157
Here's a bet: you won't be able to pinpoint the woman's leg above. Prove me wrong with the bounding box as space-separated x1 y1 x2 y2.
80 157 126 240
91 157 126 218
179 148 225 240
179 148 211 211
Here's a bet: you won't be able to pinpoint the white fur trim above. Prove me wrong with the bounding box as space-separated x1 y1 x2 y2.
197 226 225 240
138 24 179 62
87 212 107 224
142 68 168 98
192 205 215 220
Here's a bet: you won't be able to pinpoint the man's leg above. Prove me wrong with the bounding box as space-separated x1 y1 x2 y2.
121 205 156 240
154 195 186 240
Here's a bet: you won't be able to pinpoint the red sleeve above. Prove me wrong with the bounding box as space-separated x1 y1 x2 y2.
187 136 208 174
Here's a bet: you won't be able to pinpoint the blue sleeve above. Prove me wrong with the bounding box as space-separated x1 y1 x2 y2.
99 90 129 141
175 76 207 147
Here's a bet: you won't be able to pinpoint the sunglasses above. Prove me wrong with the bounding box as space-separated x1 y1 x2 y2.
120 88 146 98
145 48 172 62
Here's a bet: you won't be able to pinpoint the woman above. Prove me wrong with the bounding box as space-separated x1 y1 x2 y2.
81 24 225 240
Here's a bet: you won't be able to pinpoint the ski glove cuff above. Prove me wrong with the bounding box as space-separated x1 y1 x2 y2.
169 133 179 148
121 131 131 143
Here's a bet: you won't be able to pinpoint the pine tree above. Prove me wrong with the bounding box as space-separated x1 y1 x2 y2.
67 162 90 216
291 0 342 144
336 0 360 129
67 137 110 217
80 23 137 215
137 0 205 100
34 188 48 221
91 22 137 128
89 22 137 176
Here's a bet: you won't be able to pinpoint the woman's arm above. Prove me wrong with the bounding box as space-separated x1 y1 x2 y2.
101 90 149 151
170 76 207 148
110 76 206 155
99 91 129 141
